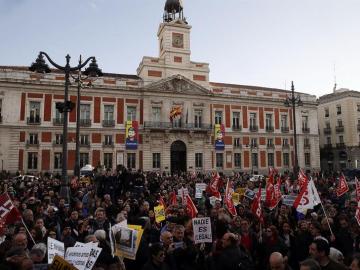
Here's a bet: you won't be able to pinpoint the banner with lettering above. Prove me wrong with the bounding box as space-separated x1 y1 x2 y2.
192 217 212 244
47 237 65 264
214 124 225 150
125 121 138 150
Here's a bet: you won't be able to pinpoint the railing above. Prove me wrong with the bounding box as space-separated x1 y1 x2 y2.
102 119 115 127
27 116 41 125
335 126 344 133
267 144 275 149
266 126 274 132
144 122 212 131
250 143 258 148
26 140 39 147
282 144 290 149
233 144 242 149
336 143 345 148
232 125 242 131
358 124 360 131
80 142 90 147
53 118 64 126
281 126 289 133
79 119 92 127
249 125 258 132
323 127 332 135
53 140 63 146
302 127 310 133
323 143 332 148
304 144 311 149
103 142 114 148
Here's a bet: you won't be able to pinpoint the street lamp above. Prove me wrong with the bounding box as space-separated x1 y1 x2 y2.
284 81 303 178
29 52 102 202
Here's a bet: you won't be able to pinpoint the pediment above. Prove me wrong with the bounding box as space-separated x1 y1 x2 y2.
145 74 212 96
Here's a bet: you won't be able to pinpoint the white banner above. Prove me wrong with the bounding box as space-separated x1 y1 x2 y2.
192 217 212 244
195 183 207 199
73 242 102 270
47 237 65 264
65 246 92 270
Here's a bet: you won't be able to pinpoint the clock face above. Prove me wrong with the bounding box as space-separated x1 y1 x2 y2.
172 33 184 48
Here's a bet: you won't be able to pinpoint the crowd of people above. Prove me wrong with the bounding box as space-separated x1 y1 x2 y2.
0 167 360 270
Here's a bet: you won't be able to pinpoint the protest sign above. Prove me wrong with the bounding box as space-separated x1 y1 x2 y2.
65 246 92 270
192 217 212 244
49 255 78 270
73 242 102 270
232 193 240 206
47 237 65 264
195 183 207 199
154 205 166 223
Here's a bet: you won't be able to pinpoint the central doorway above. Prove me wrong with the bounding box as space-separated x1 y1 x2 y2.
170 140 187 174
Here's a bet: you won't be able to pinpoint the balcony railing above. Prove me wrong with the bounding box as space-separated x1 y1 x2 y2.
249 125 258 132
267 144 275 149
53 118 64 126
250 143 258 148
26 140 39 147
304 144 311 149
27 116 41 125
336 143 345 148
323 143 332 148
281 126 289 133
335 126 344 133
323 127 332 135
79 119 92 127
53 140 63 146
302 127 310 133
80 142 90 147
282 144 290 149
358 124 360 131
103 142 114 148
232 125 242 131
233 144 242 149
102 119 115 127
266 126 274 132
144 122 212 131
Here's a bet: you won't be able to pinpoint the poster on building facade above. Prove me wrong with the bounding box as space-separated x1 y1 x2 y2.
214 124 225 150
125 121 138 149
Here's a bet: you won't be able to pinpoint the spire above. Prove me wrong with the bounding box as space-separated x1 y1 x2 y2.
163 0 186 23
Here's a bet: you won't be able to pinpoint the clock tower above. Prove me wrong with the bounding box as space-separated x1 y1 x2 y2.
137 0 210 87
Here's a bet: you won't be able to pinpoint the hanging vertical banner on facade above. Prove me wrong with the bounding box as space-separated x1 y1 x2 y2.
125 121 138 149
214 124 225 150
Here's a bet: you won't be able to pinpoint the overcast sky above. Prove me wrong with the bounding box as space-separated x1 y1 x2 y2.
1 0 359 97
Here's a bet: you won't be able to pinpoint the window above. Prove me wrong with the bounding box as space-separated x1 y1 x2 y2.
251 138 257 147
326 137 331 145
104 153 113 169
267 138 274 146
27 152 38 170
80 134 89 145
302 115 309 129
234 153 241 168
281 115 288 129
79 153 89 168
283 138 289 146
0 98 2 122
215 111 222 125
194 109 202 128
54 153 62 169
324 108 329 117
127 153 136 169
268 153 274 167
55 134 63 145
339 136 344 143
195 153 203 168
251 153 258 167
216 153 223 168
337 119 343 127
28 133 38 144
233 138 241 147
104 105 114 121
249 113 257 128
325 122 330 128
127 106 137 121
29 101 40 123
232 112 240 129
153 153 161 169
305 153 311 166
336 105 342 115
80 104 91 120
283 153 289 167
54 108 64 123
357 104 360 112
304 138 310 147
265 114 273 129
104 135 113 145
152 107 161 122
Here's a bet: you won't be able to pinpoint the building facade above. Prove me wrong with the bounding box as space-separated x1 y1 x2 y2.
318 88 360 171
0 3 320 174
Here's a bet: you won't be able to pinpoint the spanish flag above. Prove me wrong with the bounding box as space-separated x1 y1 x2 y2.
169 106 182 121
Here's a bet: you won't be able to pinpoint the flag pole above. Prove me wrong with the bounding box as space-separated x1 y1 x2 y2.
21 218 36 245
319 200 334 236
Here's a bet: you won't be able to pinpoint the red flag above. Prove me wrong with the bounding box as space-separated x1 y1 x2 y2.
355 177 360 201
224 179 237 216
159 196 166 208
336 174 349 197
298 169 308 190
265 168 275 207
268 178 282 210
206 172 221 199
168 191 177 207
0 193 21 226
251 186 263 223
185 194 198 218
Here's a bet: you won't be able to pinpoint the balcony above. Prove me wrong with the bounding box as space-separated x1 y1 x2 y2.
249 125 258 132
233 144 242 149
335 126 344 133
265 126 274 132
304 144 311 150
79 119 92 127
103 142 114 148
80 142 90 148
282 144 290 149
267 144 275 149
232 125 242 131
358 124 360 131
143 122 212 132
53 118 64 126
281 126 289 133
336 143 345 148
26 140 39 147
102 119 115 127
53 140 63 146
323 127 332 135
302 127 310 133
250 143 258 149
27 116 41 125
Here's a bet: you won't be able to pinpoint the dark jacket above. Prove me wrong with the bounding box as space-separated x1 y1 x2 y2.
213 245 255 270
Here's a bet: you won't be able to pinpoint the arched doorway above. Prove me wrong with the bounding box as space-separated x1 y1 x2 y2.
171 140 186 174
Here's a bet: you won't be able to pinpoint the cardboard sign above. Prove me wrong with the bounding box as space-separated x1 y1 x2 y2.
47 237 65 264
192 217 212 244
232 193 240 206
49 255 78 270
195 183 207 199
73 242 102 270
65 246 92 270
154 205 166 223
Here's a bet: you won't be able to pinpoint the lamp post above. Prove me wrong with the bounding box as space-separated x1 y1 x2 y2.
284 81 303 178
29 52 102 202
